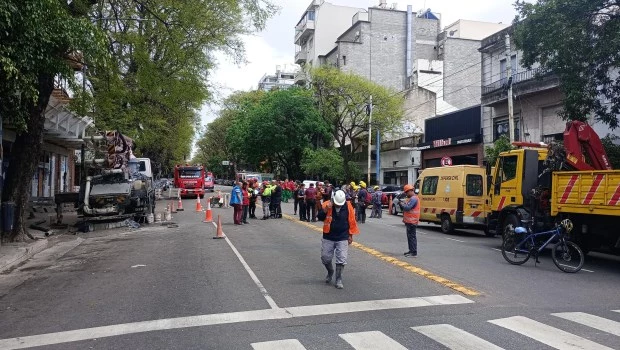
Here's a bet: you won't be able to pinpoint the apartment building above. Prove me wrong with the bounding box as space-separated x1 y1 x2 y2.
257 65 298 91
294 0 364 85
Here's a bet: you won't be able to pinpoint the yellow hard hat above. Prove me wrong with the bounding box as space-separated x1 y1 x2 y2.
350 181 356 187
374 186 379 190
359 181 366 188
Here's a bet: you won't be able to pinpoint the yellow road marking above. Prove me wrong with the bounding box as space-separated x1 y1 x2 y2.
282 213 481 297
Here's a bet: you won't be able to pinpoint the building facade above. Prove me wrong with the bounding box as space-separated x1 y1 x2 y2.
257 65 298 91
480 25 620 148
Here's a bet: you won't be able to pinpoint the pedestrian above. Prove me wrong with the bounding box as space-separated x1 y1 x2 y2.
356 181 368 224
272 180 283 218
230 181 243 225
398 185 420 257
293 181 300 215
371 185 383 218
317 189 359 289
249 180 258 219
261 181 272 220
296 183 306 221
241 182 250 224
305 183 317 222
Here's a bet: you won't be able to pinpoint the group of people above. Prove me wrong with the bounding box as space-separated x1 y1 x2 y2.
227 179 421 289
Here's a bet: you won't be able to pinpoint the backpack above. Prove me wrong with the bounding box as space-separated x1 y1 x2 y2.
365 190 372 205
381 192 387 203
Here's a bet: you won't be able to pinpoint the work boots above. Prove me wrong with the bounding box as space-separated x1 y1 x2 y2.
335 264 344 289
324 263 334 284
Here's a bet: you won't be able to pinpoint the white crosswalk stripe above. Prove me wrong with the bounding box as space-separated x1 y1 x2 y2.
488 316 614 350
251 339 307 350
552 312 620 337
339 331 408 350
412 324 505 350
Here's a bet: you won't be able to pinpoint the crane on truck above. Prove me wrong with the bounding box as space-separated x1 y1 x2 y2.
489 120 620 255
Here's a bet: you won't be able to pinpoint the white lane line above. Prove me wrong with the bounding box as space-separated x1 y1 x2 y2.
285 294 474 318
339 331 407 350
412 324 504 350
212 222 279 309
488 316 613 350
252 339 307 350
552 312 620 336
555 263 594 273
0 294 473 350
445 238 466 243
491 248 502 252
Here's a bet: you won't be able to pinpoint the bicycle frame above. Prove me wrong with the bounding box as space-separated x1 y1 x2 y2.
513 226 562 255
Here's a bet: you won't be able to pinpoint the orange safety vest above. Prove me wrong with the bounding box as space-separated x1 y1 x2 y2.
322 201 360 235
402 195 420 225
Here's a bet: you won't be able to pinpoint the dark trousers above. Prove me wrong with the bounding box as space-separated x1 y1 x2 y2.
406 223 418 255
233 204 242 224
357 203 366 223
294 198 299 214
298 200 306 220
249 201 256 217
306 200 316 221
274 202 282 218
242 205 249 223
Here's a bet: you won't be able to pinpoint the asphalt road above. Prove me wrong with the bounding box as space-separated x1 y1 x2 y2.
0 185 618 349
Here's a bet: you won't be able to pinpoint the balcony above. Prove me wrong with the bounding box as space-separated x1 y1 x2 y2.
294 71 308 86
481 67 560 106
294 19 315 45
295 50 307 64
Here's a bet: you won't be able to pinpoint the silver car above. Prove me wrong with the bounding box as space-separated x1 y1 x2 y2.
390 192 408 215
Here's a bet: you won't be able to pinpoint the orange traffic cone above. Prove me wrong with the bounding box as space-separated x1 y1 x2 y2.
213 215 225 239
388 194 393 215
170 200 177 213
195 196 203 212
203 200 213 223
177 197 184 211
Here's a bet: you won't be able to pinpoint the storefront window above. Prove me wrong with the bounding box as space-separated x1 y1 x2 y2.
493 118 520 141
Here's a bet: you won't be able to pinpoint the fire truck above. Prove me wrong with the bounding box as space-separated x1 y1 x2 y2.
174 164 206 198
205 171 215 192
489 121 620 255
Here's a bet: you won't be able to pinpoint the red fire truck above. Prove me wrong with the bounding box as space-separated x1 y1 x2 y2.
174 164 206 198
205 171 215 192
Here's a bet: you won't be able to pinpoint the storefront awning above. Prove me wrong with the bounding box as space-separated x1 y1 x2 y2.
43 96 94 149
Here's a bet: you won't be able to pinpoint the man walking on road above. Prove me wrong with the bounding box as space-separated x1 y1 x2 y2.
305 183 317 222
296 183 306 221
399 185 420 257
317 190 359 289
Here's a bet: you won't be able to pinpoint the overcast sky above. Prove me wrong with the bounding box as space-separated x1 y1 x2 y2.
198 0 520 129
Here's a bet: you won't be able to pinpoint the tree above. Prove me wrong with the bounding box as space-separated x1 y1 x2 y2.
87 0 277 175
228 88 330 179
484 136 515 166
310 67 404 180
0 0 107 242
301 148 361 183
513 0 620 128
601 135 620 169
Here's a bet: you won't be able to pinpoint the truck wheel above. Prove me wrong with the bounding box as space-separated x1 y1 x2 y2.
441 214 454 234
502 214 519 241
391 205 398 216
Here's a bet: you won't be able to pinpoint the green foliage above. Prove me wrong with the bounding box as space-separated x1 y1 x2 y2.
0 0 107 131
485 135 515 167
310 67 404 178
85 0 277 175
601 135 620 169
513 0 620 128
301 148 362 183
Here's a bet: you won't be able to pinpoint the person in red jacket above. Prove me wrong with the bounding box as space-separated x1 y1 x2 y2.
317 190 359 289
241 181 250 224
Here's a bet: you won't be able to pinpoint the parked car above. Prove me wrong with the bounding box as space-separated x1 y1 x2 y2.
381 185 403 206
390 192 408 215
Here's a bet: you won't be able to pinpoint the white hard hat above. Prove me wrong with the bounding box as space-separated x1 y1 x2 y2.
333 190 346 206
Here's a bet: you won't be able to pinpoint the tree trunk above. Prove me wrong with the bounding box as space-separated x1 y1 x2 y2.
1 74 54 243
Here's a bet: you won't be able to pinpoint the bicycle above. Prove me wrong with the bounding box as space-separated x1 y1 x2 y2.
501 219 585 273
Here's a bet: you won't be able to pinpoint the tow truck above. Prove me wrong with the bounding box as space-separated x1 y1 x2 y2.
489 120 620 254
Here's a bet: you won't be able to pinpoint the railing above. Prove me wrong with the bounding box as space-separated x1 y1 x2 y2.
482 67 552 95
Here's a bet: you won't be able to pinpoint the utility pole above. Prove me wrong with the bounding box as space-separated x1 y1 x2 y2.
506 33 515 142
367 95 373 185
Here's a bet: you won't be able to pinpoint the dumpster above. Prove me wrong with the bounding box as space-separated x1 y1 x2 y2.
2 201 15 233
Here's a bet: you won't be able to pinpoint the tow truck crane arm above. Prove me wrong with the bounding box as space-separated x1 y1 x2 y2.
562 120 612 171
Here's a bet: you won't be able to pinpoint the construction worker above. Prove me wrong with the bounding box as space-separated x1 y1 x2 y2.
370 185 383 218
296 183 307 221
399 184 420 257
261 181 272 220
356 181 368 224
317 190 359 289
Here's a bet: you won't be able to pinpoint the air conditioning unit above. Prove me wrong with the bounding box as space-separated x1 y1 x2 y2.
379 0 387 8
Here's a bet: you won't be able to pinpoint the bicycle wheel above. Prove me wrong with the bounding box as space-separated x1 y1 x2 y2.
552 241 584 273
501 234 530 265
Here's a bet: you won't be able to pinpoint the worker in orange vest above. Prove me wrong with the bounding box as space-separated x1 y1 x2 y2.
317 190 359 289
399 184 420 258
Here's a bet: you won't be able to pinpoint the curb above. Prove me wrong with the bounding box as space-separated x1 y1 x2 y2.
0 239 50 274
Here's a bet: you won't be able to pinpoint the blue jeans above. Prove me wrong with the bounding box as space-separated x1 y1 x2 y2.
406 223 417 255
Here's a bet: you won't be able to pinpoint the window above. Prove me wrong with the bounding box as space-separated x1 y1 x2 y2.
307 11 315 20
342 55 347 66
500 55 517 84
466 174 483 196
498 155 518 183
421 176 439 195
493 118 520 141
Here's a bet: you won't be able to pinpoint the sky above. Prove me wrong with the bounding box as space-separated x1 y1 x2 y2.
198 0 521 131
